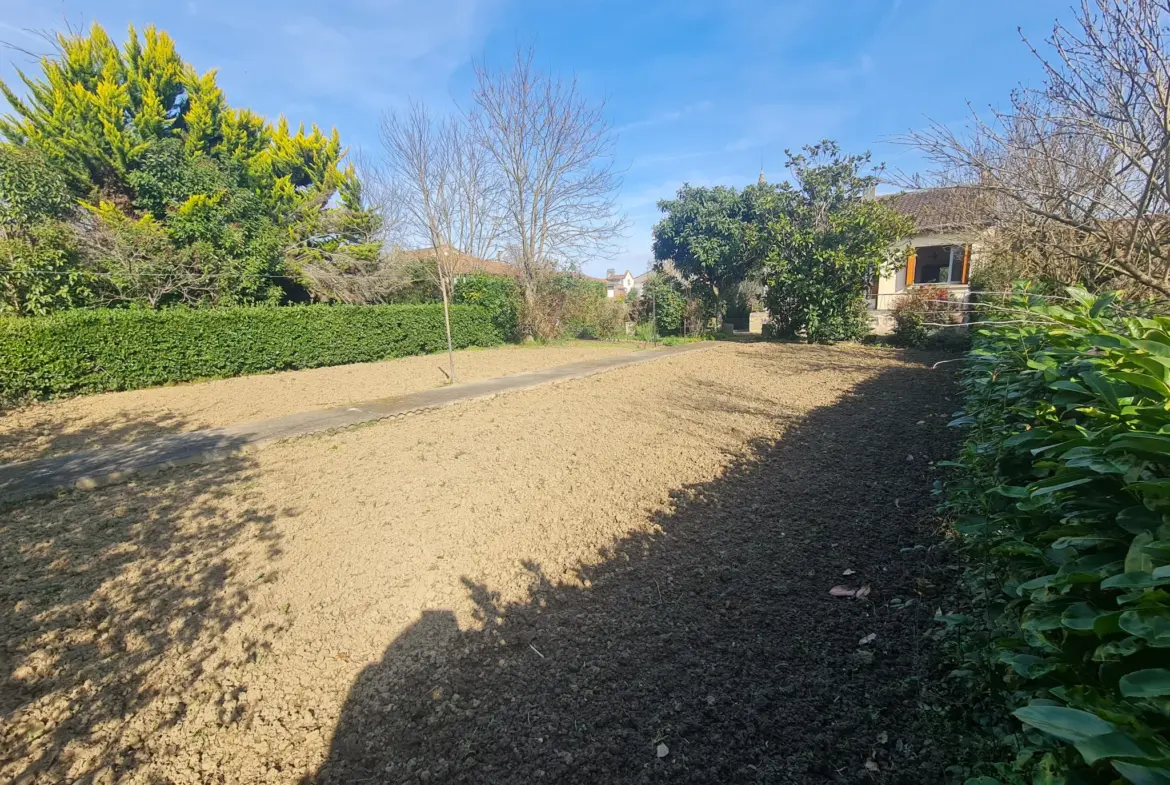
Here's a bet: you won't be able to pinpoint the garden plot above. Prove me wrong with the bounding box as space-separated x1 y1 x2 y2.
0 340 636 463
1 341 959 784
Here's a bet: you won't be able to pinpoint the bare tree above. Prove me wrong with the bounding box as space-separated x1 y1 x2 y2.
470 47 626 329
347 146 409 250
901 0 1170 296
380 102 503 382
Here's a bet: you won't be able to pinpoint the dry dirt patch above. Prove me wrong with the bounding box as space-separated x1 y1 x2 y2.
0 340 637 463
0 342 959 784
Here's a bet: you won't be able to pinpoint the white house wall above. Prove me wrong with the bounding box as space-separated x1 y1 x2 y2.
872 231 984 312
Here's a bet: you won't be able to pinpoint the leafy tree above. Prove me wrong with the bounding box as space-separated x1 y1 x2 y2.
756 142 912 343
0 143 71 227
652 184 753 321
0 22 373 311
637 272 688 335
0 143 90 314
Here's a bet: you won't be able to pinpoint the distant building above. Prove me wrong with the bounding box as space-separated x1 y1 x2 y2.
604 268 636 298
868 187 987 333
631 270 651 294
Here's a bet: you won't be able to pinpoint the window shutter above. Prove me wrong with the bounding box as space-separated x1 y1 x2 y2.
906 248 917 286
961 244 971 284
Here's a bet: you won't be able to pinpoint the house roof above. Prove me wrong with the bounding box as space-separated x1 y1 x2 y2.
400 247 612 283
879 187 986 233
397 246 524 278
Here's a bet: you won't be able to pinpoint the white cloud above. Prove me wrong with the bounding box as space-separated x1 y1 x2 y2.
613 100 712 135
192 0 500 119
722 102 856 157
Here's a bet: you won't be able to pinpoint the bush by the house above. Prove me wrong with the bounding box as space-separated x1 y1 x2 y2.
0 303 501 403
890 284 965 347
945 287 1170 783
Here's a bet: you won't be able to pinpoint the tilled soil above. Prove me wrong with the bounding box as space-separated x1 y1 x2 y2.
0 340 637 463
0 342 959 784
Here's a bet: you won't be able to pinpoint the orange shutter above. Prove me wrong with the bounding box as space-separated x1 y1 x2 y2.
906 249 917 287
961 244 971 284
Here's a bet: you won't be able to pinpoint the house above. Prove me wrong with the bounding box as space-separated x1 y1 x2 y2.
604 268 636 298
631 270 651 295
869 187 987 333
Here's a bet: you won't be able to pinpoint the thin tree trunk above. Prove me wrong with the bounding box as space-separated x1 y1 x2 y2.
441 274 456 384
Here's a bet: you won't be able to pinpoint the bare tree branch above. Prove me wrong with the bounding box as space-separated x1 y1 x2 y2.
898 0 1170 297
380 101 505 380
469 46 627 318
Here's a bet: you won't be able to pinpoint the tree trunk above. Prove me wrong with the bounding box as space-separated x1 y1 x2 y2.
440 274 456 384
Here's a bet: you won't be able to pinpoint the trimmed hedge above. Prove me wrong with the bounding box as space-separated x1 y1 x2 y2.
453 272 521 342
0 303 503 403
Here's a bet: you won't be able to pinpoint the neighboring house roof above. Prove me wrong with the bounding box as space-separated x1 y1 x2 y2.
879 187 987 233
469 258 525 278
397 246 524 278
401 247 613 283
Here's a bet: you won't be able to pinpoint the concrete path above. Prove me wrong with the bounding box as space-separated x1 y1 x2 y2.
0 342 710 503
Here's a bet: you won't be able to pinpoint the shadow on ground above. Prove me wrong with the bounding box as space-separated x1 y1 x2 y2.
0 448 282 784
0 408 198 464
311 362 962 784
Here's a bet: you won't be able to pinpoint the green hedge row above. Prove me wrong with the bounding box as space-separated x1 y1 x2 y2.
453 272 522 341
947 287 1170 784
0 303 502 403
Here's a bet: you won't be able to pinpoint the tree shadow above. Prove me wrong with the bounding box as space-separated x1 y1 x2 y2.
312 363 962 784
0 449 283 784
0 407 199 464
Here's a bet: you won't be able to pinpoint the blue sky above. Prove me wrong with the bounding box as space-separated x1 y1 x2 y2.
2 0 1073 277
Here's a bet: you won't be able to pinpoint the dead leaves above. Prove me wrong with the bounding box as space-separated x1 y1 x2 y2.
829 585 871 600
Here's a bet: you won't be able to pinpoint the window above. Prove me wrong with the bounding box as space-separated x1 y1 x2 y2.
910 244 967 285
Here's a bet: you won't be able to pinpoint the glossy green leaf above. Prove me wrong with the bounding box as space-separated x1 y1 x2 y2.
1076 731 1170 765
1120 669 1170 699
1112 434 1170 457
1013 704 1117 743
992 485 1032 498
1129 480 1170 498
1061 602 1106 631
1084 371 1126 410
1051 380 1089 394
1128 532 1156 574
1102 572 1170 590
1090 291 1119 317
1112 371 1170 398
1113 761 1170 785
1132 339 1170 359
1052 535 1117 549
1094 636 1143 662
1119 507 1163 535
1120 608 1170 647
1030 476 1095 496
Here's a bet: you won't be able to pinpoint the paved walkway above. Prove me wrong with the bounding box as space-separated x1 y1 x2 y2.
0 343 710 502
